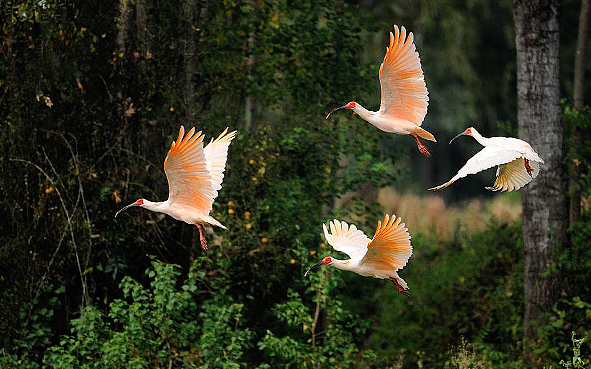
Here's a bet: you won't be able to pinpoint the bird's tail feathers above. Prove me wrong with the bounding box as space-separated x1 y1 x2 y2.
414 126 436 142
203 215 226 229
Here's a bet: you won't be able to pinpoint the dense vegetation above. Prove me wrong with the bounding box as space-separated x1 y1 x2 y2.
1 0 590 367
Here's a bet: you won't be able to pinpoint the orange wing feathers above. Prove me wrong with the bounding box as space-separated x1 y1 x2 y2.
362 214 413 271
378 25 429 126
164 126 217 213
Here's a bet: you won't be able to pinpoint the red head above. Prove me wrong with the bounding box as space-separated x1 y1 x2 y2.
326 101 357 120
449 127 474 145
304 256 333 277
114 198 144 218
344 101 356 110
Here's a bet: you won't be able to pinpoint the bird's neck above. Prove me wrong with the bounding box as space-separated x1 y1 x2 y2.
353 103 374 122
330 258 354 271
471 129 489 146
141 199 166 212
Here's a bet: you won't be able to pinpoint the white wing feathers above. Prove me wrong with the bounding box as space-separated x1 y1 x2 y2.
430 146 523 191
323 220 371 262
203 128 237 191
452 147 522 182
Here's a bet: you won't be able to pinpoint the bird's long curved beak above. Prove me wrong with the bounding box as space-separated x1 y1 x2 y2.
304 260 324 277
325 105 349 120
449 132 466 145
115 202 137 218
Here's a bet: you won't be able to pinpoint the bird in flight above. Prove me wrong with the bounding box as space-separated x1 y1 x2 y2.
326 25 435 157
115 126 236 250
305 214 413 297
429 127 544 192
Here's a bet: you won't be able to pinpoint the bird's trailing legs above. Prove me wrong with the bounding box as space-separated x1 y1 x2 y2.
196 223 208 250
524 159 533 177
390 277 410 297
411 133 431 158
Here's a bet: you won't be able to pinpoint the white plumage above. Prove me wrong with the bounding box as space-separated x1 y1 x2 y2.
429 127 544 192
325 25 436 157
307 214 413 296
115 126 236 250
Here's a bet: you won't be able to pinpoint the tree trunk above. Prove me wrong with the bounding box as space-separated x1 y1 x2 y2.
181 0 199 126
244 30 258 130
574 0 590 110
136 0 153 69
513 0 568 366
116 0 133 119
116 0 132 56
569 0 590 223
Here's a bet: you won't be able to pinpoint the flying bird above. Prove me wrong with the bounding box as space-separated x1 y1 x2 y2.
429 127 544 192
115 126 236 250
325 25 435 157
305 214 413 297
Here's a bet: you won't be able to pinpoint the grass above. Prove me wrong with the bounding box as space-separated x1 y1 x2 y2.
377 187 521 241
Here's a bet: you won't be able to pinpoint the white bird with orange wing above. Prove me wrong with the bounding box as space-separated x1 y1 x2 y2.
305 214 413 297
326 25 435 157
429 127 544 192
115 126 236 250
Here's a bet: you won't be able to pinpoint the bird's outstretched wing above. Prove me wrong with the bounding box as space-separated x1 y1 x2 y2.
323 220 372 261
359 214 412 271
486 157 540 192
164 126 217 213
378 25 429 126
429 146 522 191
203 128 237 192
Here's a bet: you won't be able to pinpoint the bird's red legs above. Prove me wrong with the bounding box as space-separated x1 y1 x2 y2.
411 133 431 157
390 277 410 297
196 223 208 250
524 159 533 177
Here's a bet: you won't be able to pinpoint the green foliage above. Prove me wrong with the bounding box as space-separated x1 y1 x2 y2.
0 285 63 369
43 259 253 368
258 284 376 367
2 0 591 368
367 219 524 368
560 332 587 369
563 102 591 207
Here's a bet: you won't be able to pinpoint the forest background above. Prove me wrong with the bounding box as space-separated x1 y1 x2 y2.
1 0 591 367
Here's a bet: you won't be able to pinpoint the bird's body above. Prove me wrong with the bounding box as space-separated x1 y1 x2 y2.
429 127 544 192
305 214 413 296
135 199 224 228
326 25 435 157
115 126 236 250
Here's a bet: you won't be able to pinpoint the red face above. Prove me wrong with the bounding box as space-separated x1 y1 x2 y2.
345 101 356 110
135 198 144 206
464 127 472 135
322 256 333 265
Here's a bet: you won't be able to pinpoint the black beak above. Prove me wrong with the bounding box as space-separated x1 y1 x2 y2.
304 260 324 277
325 105 349 120
115 202 137 218
449 132 466 145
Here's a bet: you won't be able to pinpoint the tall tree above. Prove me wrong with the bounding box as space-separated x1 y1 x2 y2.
513 0 568 366
569 0 590 223
181 0 199 126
